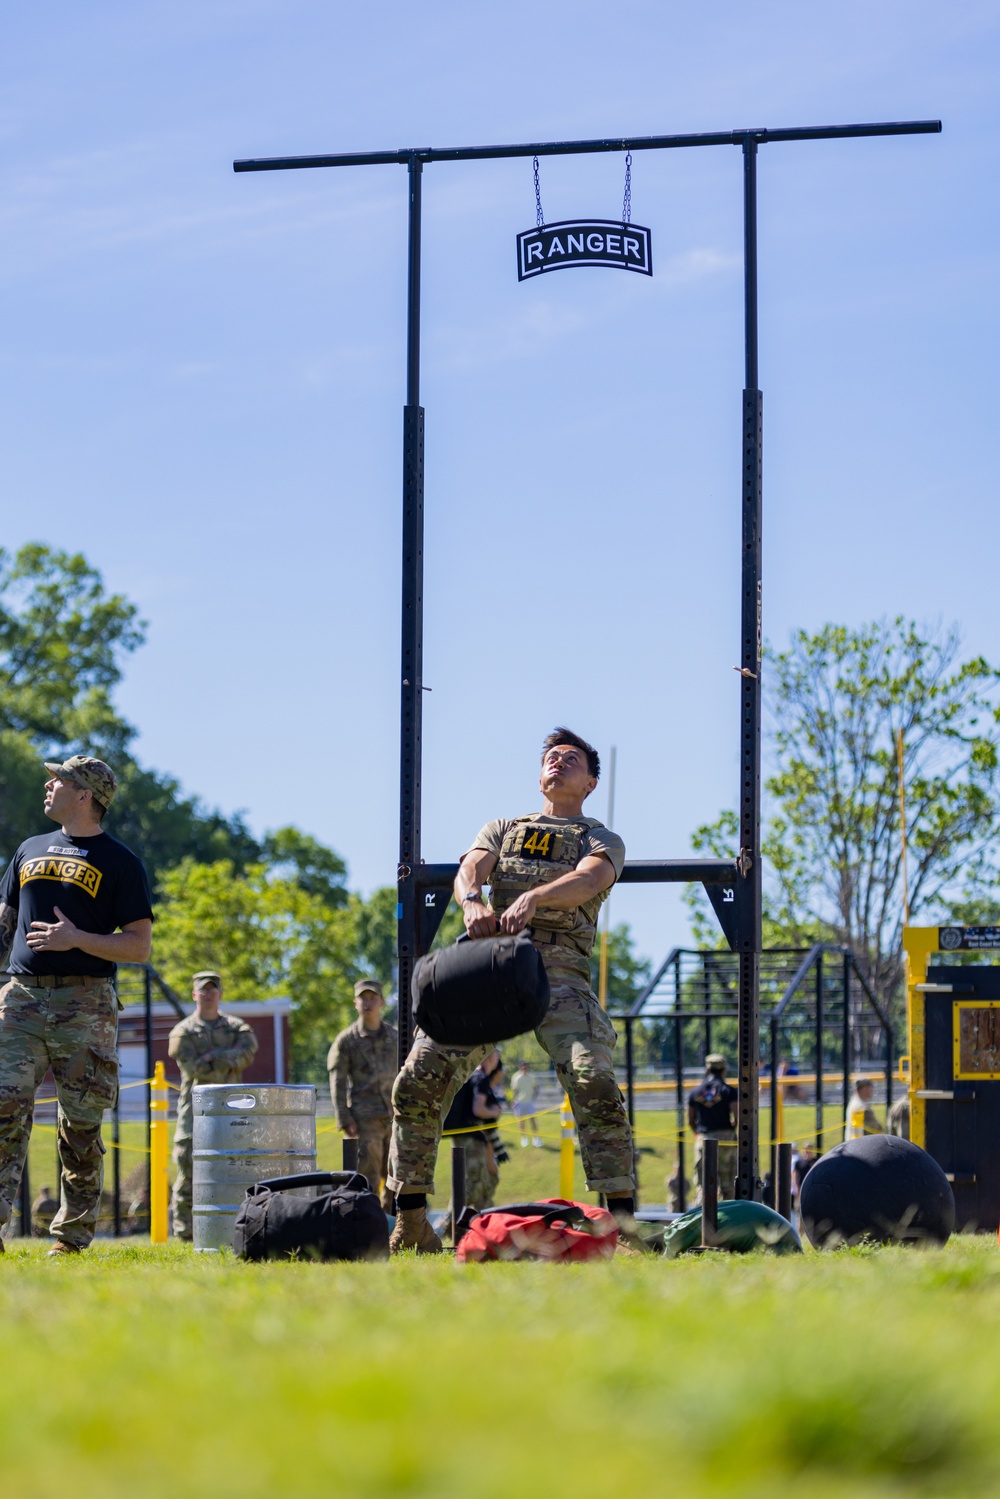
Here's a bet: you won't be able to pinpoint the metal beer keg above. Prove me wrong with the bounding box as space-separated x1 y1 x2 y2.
192 1084 317 1251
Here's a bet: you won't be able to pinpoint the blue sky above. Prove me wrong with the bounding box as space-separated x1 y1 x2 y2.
2 2 998 965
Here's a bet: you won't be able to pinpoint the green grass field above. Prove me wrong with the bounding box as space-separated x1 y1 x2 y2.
3 1233 999 1497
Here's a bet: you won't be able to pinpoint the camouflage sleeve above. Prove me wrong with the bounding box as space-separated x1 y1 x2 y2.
0 901 16 971
327 1033 353 1129
213 1021 258 1073
168 1025 199 1068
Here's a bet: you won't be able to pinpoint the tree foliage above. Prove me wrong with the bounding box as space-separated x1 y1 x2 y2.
689 619 1000 1008
0 544 262 882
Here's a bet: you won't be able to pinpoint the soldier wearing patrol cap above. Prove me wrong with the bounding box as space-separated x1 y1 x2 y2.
327 978 397 1211
167 972 258 1240
688 1053 739 1204
0 755 153 1255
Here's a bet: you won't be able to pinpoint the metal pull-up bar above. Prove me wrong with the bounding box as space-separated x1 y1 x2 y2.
234 117 940 1201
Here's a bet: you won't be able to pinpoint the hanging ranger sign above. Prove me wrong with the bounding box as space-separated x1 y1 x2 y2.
517 219 652 281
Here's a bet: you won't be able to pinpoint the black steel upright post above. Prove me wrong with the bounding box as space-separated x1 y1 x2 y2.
815 951 825 1152
674 1011 686 1212
842 951 851 1123
397 155 425 1071
736 136 763 1200
17 1155 30 1236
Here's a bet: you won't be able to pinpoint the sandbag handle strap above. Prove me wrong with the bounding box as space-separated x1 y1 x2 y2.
473 1201 595 1232
249 1171 370 1195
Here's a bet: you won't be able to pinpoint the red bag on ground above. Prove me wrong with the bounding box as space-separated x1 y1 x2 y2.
456 1199 618 1262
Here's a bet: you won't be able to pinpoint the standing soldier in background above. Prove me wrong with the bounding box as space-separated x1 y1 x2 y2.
328 979 397 1211
688 1054 739 1204
168 971 258 1241
0 756 153 1256
846 1075 885 1139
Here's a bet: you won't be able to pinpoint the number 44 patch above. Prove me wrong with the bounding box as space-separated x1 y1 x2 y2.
522 829 556 860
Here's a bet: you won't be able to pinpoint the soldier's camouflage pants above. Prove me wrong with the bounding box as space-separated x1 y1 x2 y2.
0 978 118 1248
388 948 635 1196
694 1130 738 1204
171 1133 193 1239
463 1133 499 1211
355 1115 393 1210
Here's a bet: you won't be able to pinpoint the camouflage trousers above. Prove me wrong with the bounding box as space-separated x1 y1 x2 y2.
388 948 635 1196
462 1133 499 1211
355 1114 393 1211
0 977 118 1248
694 1130 738 1204
171 1132 193 1239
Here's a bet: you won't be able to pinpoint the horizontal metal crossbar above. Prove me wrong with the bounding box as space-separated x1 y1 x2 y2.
413 857 736 890
233 120 940 173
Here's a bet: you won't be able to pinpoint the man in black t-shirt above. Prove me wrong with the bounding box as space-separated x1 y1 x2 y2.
0 755 153 1255
688 1053 739 1204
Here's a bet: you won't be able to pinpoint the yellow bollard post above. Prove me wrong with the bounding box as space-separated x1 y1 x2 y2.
150 1060 169 1244
559 1091 575 1199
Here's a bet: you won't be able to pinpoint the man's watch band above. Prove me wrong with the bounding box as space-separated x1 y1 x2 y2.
462 892 484 904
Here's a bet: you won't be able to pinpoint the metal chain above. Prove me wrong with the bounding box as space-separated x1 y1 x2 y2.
533 155 544 228
622 150 632 226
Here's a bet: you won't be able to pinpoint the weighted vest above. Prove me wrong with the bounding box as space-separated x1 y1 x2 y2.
488 816 608 956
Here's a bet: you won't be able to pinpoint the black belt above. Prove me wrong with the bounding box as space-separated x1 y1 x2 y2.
1 973 111 989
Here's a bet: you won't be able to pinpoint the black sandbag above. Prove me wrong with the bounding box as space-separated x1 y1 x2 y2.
412 929 550 1045
233 1171 390 1262
799 1134 955 1248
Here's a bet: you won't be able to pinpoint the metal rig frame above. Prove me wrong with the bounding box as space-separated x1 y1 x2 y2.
234 118 939 1199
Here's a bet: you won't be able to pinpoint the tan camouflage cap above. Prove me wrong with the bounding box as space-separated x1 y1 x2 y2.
44 755 118 810
705 1053 727 1072
192 971 222 988
354 978 383 999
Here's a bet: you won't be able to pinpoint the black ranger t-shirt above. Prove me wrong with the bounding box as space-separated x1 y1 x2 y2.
689 1074 738 1134
0 830 154 978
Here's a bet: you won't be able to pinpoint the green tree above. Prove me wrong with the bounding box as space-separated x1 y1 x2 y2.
689 619 1000 1011
152 859 361 1081
261 827 349 908
0 544 262 882
591 921 653 1013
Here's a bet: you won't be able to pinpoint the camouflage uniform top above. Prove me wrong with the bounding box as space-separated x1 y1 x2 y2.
469 814 625 959
327 1018 398 1129
168 1011 259 1137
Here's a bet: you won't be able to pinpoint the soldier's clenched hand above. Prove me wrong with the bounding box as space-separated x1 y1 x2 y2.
464 902 499 940
498 890 538 934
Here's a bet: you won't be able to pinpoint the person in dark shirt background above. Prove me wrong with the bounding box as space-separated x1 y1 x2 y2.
0 756 152 1255
688 1053 738 1204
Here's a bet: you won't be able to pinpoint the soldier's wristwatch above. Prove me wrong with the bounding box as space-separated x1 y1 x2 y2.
462 892 484 904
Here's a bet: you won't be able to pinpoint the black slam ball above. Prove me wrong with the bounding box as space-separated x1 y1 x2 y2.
799 1133 955 1249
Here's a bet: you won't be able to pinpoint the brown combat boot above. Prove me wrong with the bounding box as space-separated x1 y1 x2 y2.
389 1207 443 1255
47 1240 83 1257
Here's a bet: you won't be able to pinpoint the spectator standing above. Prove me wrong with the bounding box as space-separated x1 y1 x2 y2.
0 756 153 1256
887 1095 911 1140
846 1076 884 1139
511 1060 542 1148
167 971 258 1240
688 1053 738 1203
327 979 397 1211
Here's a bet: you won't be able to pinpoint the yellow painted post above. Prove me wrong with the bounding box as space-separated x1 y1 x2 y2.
774 1072 784 1145
558 1091 575 1199
903 926 938 1150
150 1060 169 1244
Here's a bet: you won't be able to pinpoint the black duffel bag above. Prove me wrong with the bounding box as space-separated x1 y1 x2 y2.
412 928 550 1046
233 1172 390 1262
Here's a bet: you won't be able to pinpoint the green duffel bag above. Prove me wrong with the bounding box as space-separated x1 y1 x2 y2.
662 1200 803 1259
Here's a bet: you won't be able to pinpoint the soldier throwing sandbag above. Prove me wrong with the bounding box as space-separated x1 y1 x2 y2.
387 727 638 1254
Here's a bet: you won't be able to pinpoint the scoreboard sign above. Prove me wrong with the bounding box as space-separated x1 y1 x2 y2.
517 219 652 281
